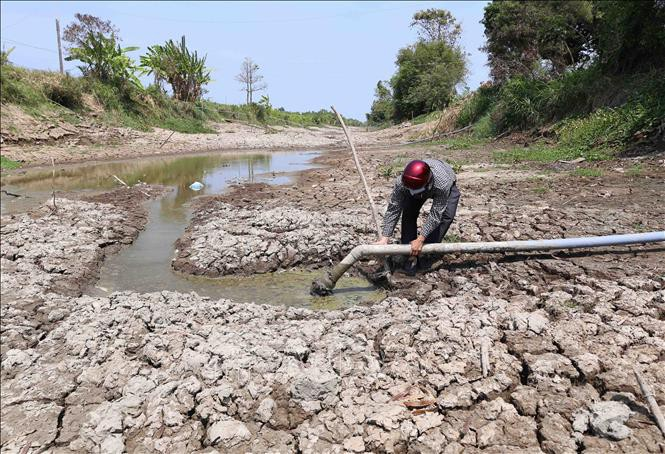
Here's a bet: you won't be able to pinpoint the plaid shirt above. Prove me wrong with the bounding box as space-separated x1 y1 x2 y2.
381 159 457 238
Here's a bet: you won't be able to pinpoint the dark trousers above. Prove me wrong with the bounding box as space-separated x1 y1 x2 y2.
401 183 460 244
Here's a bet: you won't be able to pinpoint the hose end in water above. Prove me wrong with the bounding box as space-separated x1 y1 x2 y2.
310 271 334 296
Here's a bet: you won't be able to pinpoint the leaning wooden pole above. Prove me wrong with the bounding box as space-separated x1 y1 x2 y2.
634 367 665 436
331 106 382 236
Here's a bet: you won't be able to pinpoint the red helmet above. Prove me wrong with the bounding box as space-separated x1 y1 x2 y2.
402 160 431 189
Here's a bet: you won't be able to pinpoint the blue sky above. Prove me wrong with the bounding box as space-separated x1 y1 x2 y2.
1 1 490 120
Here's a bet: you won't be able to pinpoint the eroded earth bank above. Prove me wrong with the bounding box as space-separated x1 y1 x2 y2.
1 141 664 453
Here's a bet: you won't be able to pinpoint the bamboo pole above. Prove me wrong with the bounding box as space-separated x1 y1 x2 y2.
331 106 381 236
634 367 665 436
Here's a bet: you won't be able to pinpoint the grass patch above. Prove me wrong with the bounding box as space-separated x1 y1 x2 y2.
533 186 549 194
493 144 611 164
377 155 409 179
443 233 462 243
626 164 643 176
1 155 21 169
572 168 603 177
433 136 488 150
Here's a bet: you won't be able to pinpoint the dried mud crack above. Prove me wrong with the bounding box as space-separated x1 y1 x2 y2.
2 145 664 452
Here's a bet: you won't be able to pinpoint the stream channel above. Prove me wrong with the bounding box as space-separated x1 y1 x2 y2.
1 150 384 309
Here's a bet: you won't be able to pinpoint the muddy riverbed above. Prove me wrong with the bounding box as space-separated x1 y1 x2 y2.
1 141 664 453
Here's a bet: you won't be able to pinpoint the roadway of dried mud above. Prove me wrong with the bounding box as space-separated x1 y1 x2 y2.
1 142 664 453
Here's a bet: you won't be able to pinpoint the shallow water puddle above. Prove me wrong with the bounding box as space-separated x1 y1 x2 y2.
2 150 384 309
1 150 319 214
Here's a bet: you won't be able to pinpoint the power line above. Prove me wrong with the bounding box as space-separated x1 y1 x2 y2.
103 4 416 25
1 14 32 31
2 38 58 54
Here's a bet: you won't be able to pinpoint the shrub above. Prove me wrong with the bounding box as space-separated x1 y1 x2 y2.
456 84 497 127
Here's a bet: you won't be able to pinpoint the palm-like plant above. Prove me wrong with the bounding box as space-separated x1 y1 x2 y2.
141 36 211 102
65 32 141 88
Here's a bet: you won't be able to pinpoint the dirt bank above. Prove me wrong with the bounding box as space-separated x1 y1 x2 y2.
1 138 664 452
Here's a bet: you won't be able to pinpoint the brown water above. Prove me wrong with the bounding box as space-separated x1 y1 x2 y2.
1 151 384 309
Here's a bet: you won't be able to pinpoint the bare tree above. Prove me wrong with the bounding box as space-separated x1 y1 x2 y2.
62 13 120 49
235 57 266 104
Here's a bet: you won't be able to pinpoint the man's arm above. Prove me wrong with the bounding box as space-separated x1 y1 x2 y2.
381 183 406 238
420 188 450 238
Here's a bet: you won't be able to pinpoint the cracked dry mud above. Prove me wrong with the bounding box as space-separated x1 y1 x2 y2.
1 143 664 453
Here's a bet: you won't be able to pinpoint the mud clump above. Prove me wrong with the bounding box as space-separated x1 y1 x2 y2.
173 201 375 277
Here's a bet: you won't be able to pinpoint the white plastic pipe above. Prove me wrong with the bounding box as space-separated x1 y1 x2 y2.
311 231 665 295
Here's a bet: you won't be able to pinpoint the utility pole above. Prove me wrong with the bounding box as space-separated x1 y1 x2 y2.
55 18 64 74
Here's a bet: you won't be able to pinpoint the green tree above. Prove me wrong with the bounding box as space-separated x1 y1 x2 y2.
411 8 462 45
65 32 141 87
482 1 593 82
367 81 394 125
592 0 665 74
390 40 467 121
141 36 212 102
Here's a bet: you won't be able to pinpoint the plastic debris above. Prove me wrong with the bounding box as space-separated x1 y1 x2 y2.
189 181 204 191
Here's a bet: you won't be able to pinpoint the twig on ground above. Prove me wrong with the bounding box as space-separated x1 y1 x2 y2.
112 174 151 197
634 367 665 436
480 338 490 378
159 130 176 149
1 190 29 198
50 157 57 213
112 174 129 187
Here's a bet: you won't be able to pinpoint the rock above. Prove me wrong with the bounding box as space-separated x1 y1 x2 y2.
290 368 339 402
588 401 633 440
207 419 252 448
343 436 365 452
256 398 275 423
571 353 600 379
527 311 549 334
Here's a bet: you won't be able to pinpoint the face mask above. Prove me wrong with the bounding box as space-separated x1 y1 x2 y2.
408 187 426 196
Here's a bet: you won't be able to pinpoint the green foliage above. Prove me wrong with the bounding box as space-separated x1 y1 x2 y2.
456 84 498 127
1 46 15 66
626 164 643 177
556 74 665 154
0 65 47 107
141 36 212 102
482 1 594 82
432 136 487 150
45 75 85 110
471 112 496 138
1 156 21 170
377 155 409 179
367 81 394 126
593 1 665 74
492 77 550 130
65 32 141 88
493 144 610 163
391 40 467 121
411 9 462 45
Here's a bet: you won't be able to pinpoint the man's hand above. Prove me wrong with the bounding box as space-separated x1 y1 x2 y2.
410 235 426 256
375 236 390 245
